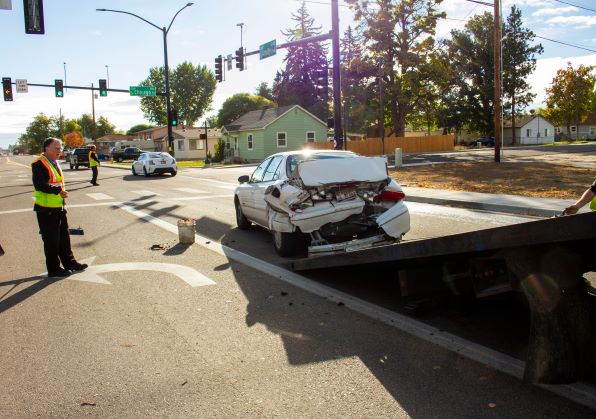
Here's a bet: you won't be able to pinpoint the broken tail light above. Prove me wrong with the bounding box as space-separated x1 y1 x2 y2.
374 190 405 202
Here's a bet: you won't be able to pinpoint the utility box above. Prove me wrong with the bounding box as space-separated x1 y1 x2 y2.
394 148 403 168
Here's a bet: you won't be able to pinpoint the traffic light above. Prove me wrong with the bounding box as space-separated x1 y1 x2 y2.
2 77 13 102
23 0 45 35
214 55 223 82
54 79 63 97
314 68 328 97
168 110 178 127
99 79 107 96
235 47 244 71
199 133 207 140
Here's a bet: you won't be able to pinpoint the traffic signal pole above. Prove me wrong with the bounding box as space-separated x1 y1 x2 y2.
331 0 343 150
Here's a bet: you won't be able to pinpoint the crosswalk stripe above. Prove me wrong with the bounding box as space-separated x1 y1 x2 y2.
86 193 113 200
174 187 209 194
131 190 161 197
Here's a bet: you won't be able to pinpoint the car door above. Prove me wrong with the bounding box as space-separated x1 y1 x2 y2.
252 155 284 226
134 154 145 172
237 157 271 222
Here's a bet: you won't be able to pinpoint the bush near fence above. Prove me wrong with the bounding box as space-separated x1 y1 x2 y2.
306 134 454 155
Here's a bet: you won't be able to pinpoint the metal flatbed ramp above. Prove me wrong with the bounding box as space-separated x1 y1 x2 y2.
290 211 596 271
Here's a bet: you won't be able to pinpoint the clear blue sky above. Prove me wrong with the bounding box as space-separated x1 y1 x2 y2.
1 0 595 149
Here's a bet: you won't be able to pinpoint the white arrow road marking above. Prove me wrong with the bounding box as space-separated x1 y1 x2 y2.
174 187 209 194
132 190 161 196
68 262 216 287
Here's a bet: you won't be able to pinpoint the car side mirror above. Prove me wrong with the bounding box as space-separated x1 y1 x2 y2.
238 175 250 184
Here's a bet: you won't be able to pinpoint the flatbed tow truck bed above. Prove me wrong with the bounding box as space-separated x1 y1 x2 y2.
290 212 596 385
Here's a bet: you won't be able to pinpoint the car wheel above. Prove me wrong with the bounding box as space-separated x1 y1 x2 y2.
272 230 300 257
132 166 137 176
143 167 149 177
170 170 177 177
235 199 251 230
117 157 123 163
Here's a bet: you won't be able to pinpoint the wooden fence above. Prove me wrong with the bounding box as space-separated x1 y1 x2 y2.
307 134 454 155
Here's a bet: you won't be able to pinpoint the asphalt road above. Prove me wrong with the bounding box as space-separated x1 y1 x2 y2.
1 154 594 417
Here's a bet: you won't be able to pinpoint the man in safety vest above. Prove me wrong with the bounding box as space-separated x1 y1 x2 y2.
563 179 596 215
89 144 100 186
32 138 88 278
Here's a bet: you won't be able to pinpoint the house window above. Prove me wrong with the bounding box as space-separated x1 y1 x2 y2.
306 131 315 143
177 140 185 150
189 139 198 150
571 126 577 133
590 127 595 136
526 128 532 137
544 128 549 137
247 134 253 150
198 140 205 150
277 132 287 148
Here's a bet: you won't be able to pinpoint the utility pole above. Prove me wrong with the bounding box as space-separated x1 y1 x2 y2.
494 0 502 162
91 83 97 141
331 0 343 150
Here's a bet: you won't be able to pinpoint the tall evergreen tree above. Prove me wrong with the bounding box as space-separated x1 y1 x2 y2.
346 0 445 137
340 26 376 134
502 5 543 145
272 1 329 120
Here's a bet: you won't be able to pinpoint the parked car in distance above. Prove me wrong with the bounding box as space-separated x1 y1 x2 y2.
69 147 91 170
234 149 410 257
131 152 177 177
111 146 143 162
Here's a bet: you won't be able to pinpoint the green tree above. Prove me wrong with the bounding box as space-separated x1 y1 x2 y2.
77 114 95 139
140 61 217 126
17 114 54 153
346 0 445 137
545 62 596 140
126 124 156 135
273 1 329 120
95 116 116 138
216 93 275 127
341 26 376 134
502 5 543 144
255 82 275 102
444 12 495 136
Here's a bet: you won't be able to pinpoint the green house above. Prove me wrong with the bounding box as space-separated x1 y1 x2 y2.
221 105 329 162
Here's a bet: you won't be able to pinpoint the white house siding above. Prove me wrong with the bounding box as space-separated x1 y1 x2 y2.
518 116 555 145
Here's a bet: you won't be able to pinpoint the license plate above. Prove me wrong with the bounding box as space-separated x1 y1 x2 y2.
160 159 166 164
336 188 356 201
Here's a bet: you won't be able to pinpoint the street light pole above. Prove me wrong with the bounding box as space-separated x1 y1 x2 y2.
105 64 110 88
96 3 194 156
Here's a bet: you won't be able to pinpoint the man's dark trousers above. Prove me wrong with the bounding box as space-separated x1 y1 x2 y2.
36 210 75 273
91 166 98 185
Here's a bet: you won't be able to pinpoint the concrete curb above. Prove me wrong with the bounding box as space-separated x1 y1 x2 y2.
404 195 562 218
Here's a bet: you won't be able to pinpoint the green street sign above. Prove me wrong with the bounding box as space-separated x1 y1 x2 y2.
259 40 277 60
130 86 156 97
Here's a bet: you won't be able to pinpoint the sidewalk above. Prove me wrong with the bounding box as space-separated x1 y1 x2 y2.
402 186 583 218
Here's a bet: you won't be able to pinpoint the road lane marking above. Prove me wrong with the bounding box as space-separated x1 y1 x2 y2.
171 194 232 201
174 187 209 194
132 190 161 197
87 193 114 200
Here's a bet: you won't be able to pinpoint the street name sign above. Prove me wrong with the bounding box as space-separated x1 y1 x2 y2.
130 86 156 97
259 40 277 60
16 79 28 93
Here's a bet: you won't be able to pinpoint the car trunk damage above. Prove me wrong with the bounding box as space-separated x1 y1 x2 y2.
264 156 410 255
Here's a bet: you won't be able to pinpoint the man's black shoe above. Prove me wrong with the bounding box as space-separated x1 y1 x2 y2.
91 182 99 186
68 262 88 272
48 269 71 278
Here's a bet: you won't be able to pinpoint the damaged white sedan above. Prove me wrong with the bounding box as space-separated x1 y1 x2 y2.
234 150 410 257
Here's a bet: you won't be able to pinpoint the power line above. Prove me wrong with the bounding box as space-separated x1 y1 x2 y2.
552 0 596 14
462 0 493 6
535 35 596 53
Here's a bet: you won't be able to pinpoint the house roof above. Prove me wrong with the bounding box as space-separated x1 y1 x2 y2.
95 134 136 142
224 105 319 132
503 115 553 128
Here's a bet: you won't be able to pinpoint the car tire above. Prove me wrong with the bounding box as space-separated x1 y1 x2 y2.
235 199 251 230
132 166 137 176
170 170 177 177
143 167 149 177
117 157 123 163
272 230 299 257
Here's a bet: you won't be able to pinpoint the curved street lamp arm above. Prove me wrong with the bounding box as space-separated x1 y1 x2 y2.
96 8 162 32
166 3 193 34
